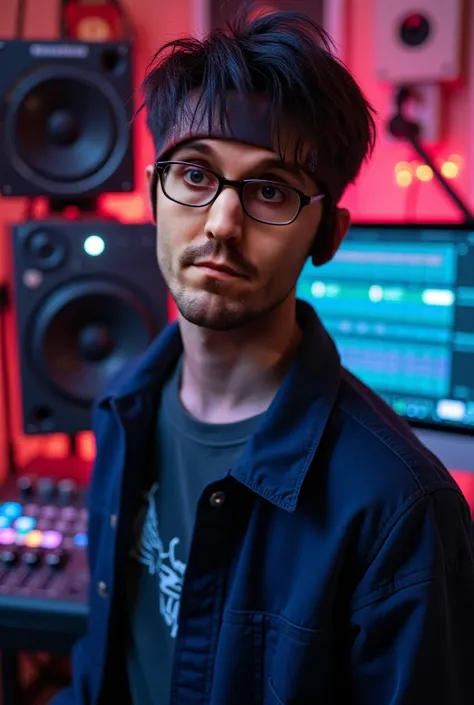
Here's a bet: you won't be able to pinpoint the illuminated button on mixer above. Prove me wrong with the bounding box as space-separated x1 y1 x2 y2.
1 503 22 520
0 516 11 529
36 518 52 531
43 506 58 519
55 521 69 534
73 533 88 548
24 504 40 517
13 516 36 533
40 531 62 550
61 506 78 521
0 529 16 545
24 530 43 548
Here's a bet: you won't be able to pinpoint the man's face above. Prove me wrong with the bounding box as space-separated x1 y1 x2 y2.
148 138 343 331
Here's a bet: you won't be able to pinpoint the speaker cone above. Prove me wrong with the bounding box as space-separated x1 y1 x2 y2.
30 279 158 404
24 227 68 270
5 65 130 195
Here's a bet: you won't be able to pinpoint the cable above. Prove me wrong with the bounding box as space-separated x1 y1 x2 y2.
15 0 25 37
23 197 35 221
388 85 474 225
0 283 16 476
68 433 78 456
405 131 474 223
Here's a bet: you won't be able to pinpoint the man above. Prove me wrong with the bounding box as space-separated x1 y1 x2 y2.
53 11 474 705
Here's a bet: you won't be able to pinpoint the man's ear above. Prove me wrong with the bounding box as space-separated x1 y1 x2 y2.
145 164 156 222
145 164 154 185
312 207 350 266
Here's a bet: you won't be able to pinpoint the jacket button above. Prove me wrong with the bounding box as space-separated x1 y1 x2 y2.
209 490 226 507
97 580 108 598
110 513 117 529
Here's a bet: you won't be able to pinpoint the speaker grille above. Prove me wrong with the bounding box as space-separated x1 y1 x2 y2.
6 66 129 195
0 41 134 198
31 278 158 405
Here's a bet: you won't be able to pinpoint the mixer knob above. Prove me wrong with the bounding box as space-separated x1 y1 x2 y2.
37 477 55 502
0 549 18 568
23 550 42 569
45 549 68 570
16 476 34 499
57 479 78 505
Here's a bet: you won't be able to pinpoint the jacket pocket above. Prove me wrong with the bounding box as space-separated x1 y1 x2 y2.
265 617 331 705
211 610 331 705
210 611 265 705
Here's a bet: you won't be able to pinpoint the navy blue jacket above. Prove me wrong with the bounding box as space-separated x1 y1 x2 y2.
52 301 474 705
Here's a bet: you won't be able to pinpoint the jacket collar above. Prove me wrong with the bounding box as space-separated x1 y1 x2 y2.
98 300 341 512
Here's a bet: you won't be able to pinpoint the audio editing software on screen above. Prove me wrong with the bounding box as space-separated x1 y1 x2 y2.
297 224 474 432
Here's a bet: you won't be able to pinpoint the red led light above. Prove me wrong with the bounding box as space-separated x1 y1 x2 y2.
404 14 423 29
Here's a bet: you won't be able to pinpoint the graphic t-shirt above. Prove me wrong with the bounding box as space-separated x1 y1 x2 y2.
125 358 263 704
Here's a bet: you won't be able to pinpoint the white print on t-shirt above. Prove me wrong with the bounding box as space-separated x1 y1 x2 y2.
129 483 186 638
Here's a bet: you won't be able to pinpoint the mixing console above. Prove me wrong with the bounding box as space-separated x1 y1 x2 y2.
0 474 88 642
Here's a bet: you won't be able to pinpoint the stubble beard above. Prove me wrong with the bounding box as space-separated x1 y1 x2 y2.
170 278 295 332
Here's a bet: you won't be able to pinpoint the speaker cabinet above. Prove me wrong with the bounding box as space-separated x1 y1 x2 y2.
11 220 168 435
0 40 134 198
373 0 463 83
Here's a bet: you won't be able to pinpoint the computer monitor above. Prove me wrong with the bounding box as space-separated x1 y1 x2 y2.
297 223 474 434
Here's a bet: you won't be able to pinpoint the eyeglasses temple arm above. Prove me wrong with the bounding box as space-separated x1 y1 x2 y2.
309 194 325 204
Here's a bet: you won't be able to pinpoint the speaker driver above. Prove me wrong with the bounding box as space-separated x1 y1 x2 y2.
31 278 158 404
24 227 69 270
5 66 129 195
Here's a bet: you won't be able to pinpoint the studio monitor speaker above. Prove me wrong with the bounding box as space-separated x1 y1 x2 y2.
0 40 134 198
373 0 463 83
11 220 168 435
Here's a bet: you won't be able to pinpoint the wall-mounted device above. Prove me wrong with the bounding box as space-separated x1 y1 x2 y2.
373 0 463 83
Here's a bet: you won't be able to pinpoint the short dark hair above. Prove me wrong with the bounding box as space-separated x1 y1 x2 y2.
140 11 376 262
140 10 376 204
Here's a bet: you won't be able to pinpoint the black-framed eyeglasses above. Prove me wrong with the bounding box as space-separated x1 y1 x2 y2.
154 161 325 226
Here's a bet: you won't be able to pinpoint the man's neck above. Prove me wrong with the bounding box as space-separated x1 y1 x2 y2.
178 297 302 424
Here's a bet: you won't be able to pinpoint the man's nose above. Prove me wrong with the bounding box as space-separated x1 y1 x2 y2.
203 186 244 242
